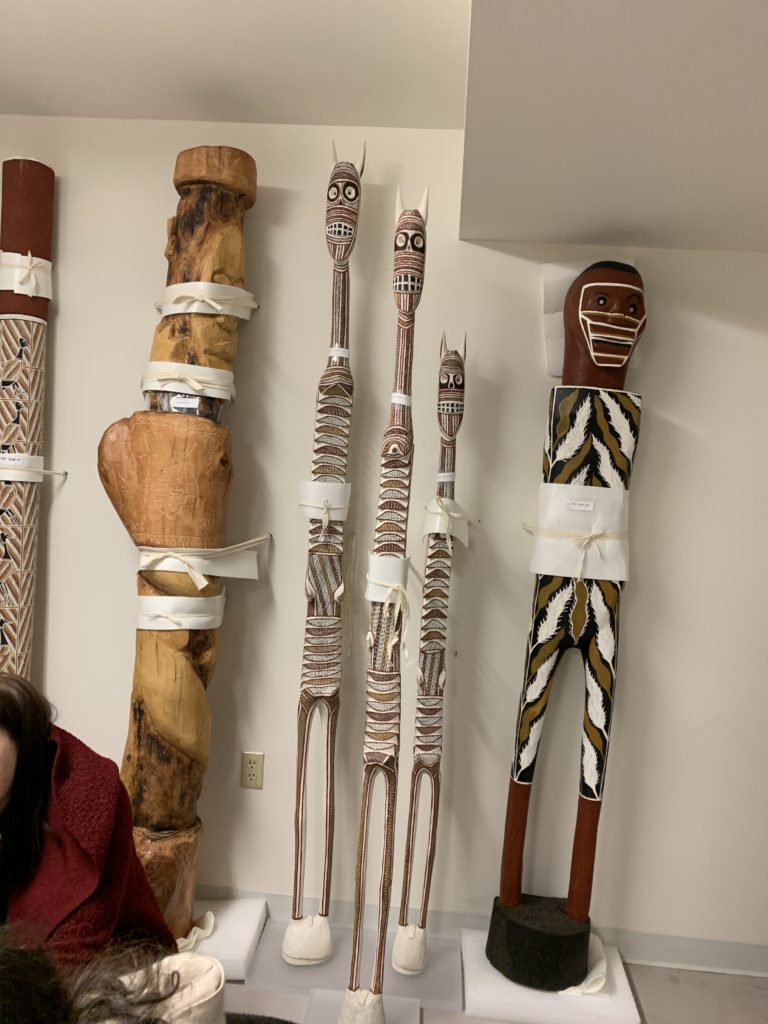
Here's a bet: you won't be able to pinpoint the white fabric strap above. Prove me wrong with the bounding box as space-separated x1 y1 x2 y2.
365 552 411 663
0 250 53 299
391 392 412 407
436 472 455 483
0 453 67 482
328 346 350 358
138 536 268 590
156 281 258 320
142 361 235 402
137 592 226 631
527 482 629 581
298 480 351 527
423 495 469 547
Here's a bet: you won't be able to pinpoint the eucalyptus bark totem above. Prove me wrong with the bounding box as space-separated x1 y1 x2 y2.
340 188 428 1024
283 149 364 967
392 337 466 976
487 261 647 990
0 159 56 677
98 147 258 938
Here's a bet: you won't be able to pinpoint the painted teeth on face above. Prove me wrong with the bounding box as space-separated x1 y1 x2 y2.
327 223 354 238
393 273 424 293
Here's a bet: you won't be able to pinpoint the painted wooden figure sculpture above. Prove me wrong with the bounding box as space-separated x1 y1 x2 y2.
392 336 467 976
283 146 364 966
340 188 428 1024
487 261 646 990
0 159 57 677
98 147 260 937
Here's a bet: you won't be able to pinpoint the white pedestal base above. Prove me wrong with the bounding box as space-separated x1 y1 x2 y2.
305 988 420 1024
282 914 334 965
462 928 640 1023
192 897 269 981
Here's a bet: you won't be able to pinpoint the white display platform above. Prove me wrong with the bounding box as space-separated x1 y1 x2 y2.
192 897 269 981
305 988 420 1024
238 918 463 1011
462 929 640 1024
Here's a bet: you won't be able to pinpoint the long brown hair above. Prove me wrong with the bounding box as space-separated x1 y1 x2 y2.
0 674 55 891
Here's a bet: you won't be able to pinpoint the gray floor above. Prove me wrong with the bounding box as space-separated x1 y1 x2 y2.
226 963 768 1024
626 964 768 1024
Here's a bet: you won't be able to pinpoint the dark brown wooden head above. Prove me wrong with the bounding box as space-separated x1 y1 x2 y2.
0 159 55 321
562 262 646 389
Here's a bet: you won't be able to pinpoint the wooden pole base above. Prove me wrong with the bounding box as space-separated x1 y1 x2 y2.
133 820 203 940
485 894 590 991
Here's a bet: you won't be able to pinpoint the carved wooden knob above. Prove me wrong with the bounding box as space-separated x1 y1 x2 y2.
173 146 256 207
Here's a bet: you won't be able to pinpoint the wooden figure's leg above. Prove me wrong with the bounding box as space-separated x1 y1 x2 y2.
320 691 341 918
291 693 314 922
566 796 602 922
499 779 533 907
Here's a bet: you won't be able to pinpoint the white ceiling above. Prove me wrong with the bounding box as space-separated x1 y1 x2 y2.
1 0 470 128
461 0 768 251
5 0 767 252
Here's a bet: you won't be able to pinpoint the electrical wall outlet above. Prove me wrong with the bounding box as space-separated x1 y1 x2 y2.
240 751 264 789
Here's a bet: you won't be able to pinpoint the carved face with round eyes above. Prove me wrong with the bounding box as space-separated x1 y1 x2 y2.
437 349 465 441
382 423 414 463
326 161 361 263
393 210 426 314
565 265 646 372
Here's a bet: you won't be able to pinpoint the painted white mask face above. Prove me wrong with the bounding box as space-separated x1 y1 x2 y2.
579 282 646 368
0 727 18 814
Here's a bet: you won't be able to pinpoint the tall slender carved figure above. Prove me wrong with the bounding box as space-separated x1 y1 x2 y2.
339 188 428 1024
0 159 56 677
283 146 364 967
98 147 259 938
487 261 647 990
392 336 467 976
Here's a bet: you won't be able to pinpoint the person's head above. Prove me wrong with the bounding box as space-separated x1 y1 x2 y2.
0 932 71 1024
0 674 55 890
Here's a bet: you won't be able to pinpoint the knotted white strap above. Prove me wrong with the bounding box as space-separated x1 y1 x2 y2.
391 392 412 407
142 361 236 402
156 281 258 320
136 592 226 631
0 250 53 299
423 495 468 550
365 553 411 664
526 482 629 581
138 535 269 590
0 453 68 482
298 480 351 527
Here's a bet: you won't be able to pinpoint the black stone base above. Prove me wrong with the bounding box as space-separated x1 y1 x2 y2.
485 894 590 991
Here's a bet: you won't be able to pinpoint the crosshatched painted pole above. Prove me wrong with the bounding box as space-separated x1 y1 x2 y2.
0 159 56 678
392 335 467 977
283 146 364 968
339 187 428 1024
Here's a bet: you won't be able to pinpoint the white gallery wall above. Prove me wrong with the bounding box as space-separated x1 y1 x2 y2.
1 115 766 962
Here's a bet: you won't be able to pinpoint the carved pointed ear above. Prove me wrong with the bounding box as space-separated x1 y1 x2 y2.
358 141 366 178
331 139 339 165
462 332 467 363
440 332 447 358
395 186 404 223
418 186 429 222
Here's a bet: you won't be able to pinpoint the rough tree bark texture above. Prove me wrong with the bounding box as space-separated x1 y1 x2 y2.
98 147 256 937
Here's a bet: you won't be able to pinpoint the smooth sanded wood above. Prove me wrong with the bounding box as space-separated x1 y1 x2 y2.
174 146 256 207
97 412 232 548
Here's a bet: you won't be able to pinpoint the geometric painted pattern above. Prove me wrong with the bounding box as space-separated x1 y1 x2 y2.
0 317 47 678
512 386 642 801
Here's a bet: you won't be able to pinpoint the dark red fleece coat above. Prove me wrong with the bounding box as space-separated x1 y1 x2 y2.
7 725 175 965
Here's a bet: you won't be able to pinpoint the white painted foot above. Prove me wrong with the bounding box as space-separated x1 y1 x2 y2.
391 923 427 975
338 989 385 1024
281 914 333 965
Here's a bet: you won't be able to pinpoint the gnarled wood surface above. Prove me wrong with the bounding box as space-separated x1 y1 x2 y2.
98 146 256 937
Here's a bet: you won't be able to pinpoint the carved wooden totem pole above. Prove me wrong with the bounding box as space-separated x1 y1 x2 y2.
283 147 364 966
0 159 56 676
487 261 646 989
392 336 467 976
339 188 427 1024
98 147 259 937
